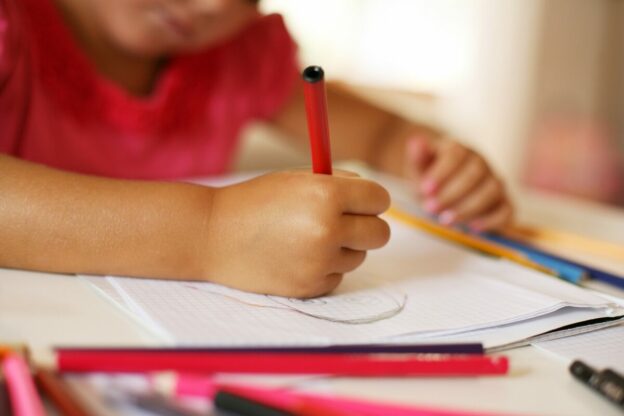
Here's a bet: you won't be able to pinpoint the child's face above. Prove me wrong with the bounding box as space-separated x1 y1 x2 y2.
91 0 259 56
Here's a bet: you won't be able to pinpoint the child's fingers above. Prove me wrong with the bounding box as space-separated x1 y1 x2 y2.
289 168 360 178
339 178 391 215
311 273 343 298
333 169 361 178
407 136 433 168
406 136 435 173
331 248 367 273
420 141 470 195
468 200 514 232
438 176 504 225
426 154 488 212
340 215 391 250
405 136 435 195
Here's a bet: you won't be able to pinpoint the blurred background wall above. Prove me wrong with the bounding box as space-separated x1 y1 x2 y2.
524 0 624 206
236 0 624 210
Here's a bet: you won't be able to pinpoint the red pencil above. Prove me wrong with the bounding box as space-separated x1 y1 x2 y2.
303 65 333 174
57 350 508 376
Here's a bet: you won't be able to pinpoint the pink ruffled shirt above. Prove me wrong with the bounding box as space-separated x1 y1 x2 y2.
0 0 298 179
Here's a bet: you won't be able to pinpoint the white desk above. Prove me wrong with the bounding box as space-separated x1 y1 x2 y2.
2 170 624 416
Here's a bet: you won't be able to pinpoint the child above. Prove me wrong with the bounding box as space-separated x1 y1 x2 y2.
0 0 512 298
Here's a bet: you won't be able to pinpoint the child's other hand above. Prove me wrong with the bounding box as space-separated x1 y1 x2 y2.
406 136 513 232
202 170 390 298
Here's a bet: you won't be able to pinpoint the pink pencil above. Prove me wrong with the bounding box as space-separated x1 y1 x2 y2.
220 382 519 416
2 354 45 416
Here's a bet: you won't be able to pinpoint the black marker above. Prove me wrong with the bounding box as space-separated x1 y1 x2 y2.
569 360 624 409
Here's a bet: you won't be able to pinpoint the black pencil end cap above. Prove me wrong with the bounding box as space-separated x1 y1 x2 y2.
302 66 324 83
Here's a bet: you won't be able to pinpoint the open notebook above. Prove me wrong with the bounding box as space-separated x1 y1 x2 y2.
82 214 624 349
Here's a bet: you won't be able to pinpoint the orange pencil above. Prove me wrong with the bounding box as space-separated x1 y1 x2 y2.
0 345 29 362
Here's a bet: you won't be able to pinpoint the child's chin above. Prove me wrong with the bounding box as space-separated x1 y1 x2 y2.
110 35 176 58
118 36 211 57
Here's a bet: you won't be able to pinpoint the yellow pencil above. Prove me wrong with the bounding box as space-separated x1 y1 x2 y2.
503 225 624 262
386 207 555 276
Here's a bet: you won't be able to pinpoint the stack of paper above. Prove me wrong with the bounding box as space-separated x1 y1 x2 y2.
83 215 623 349
533 324 624 372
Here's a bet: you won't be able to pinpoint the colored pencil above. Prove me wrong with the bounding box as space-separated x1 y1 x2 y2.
35 370 89 416
0 378 11 416
487 233 624 290
2 354 45 416
303 65 333 175
386 207 554 276
56 343 483 355
484 233 586 284
217 382 505 416
0 344 28 361
57 350 508 376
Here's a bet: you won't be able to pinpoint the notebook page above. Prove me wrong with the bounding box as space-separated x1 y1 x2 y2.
534 324 624 373
100 217 615 346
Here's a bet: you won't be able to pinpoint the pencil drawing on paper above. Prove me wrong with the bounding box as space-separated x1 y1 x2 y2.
182 272 407 325
268 289 406 324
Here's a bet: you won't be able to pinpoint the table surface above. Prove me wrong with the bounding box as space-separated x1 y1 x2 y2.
2 171 624 416
1 268 622 416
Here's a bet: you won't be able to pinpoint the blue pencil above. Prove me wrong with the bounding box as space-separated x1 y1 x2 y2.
485 234 586 284
484 233 624 290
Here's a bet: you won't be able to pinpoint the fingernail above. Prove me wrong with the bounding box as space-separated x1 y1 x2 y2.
439 210 456 225
469 221 483 232
424 199 439 214
421 179 437 195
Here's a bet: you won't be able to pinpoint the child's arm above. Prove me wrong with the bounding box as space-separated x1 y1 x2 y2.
0 155 389 297
0 154 217 281
270 83 512 232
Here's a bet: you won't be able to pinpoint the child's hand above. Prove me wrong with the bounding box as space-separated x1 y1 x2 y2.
202 170 391 298
406 136 513 232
